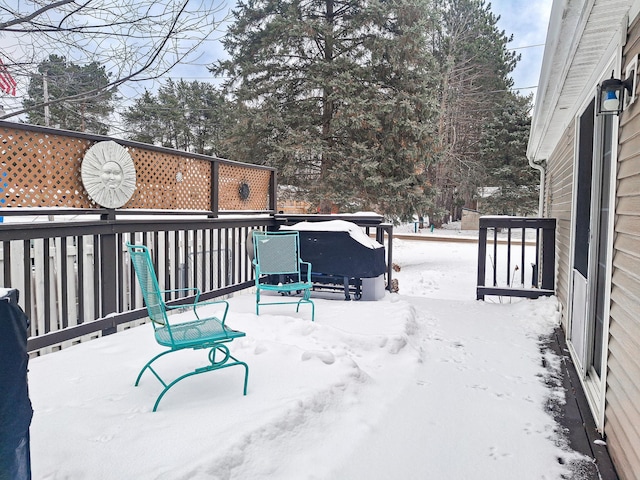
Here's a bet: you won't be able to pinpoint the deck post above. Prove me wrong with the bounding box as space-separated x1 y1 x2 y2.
477 224 488 300
541 220 556 291
100 211 118 335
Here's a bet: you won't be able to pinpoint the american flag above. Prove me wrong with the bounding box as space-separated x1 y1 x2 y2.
0 57 17 96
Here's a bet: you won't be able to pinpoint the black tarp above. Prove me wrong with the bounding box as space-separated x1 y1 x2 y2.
0 290 33 480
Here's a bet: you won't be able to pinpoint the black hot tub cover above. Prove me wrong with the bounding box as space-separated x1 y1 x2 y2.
282 220 386 279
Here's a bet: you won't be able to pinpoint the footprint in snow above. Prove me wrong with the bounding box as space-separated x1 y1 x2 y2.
488 446 512 460
254 343 269 355
469 384 489 391
92 434 115 443
301 350 335 364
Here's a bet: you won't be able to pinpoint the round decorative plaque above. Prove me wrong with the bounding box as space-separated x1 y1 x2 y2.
81 141 137 208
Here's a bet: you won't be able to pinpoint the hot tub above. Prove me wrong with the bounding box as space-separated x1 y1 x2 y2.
282 220 386 300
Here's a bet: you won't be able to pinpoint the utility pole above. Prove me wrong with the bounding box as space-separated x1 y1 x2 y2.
43 72 50 127
43 73 53 223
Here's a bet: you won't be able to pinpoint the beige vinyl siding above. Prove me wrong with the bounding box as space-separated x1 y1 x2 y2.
605 14 640 479
545 125 575 330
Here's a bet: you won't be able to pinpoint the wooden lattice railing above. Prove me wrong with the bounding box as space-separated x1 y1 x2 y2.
0 121 275 213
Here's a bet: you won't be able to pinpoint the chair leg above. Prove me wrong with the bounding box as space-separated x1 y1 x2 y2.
231 354 250 396
295 296 315 322
256 287 313 321
135 349 175 387
148 344 249 412
256 289 261 316
304 288 315 321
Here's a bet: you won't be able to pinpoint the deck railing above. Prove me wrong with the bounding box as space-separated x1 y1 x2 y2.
476 216 556 300
0 211 393 355
0 123 395 354
0 212 275 355
0 121 276 214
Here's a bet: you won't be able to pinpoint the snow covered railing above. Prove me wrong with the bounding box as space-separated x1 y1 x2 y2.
476 216 556 300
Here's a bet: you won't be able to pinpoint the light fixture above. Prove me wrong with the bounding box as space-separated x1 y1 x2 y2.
597 70 635 115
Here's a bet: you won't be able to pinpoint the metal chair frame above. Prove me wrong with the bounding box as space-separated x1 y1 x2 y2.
126 243 249 411
252 231 315 321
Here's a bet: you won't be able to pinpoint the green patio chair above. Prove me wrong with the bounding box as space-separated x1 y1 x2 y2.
252 230 315 321
126 243 248 412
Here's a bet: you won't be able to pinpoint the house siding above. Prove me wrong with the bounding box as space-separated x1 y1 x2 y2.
545 125 575 331
606 13 640 479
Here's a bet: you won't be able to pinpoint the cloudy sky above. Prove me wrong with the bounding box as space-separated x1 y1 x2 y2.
491 0 553 100
0 0 554 119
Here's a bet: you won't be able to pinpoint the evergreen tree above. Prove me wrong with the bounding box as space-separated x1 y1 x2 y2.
122 80 236 156
213 0 439 220
120 90 161 146
478 93 538 215
23 55 115 134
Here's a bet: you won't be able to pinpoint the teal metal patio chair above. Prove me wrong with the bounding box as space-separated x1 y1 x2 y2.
126 243 248 411
252 230 315 321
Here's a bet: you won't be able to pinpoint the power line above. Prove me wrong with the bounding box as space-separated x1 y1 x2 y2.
509 43 545 51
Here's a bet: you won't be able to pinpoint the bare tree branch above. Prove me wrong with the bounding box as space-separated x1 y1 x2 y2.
0 0 229 120
0 0 77 30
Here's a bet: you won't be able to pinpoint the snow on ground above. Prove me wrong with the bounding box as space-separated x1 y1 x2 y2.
27 238 592 479
395 219 539 241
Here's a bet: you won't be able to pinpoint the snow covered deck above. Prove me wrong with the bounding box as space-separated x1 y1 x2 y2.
26 239 614 479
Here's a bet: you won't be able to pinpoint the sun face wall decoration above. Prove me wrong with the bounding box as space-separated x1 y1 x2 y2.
81 141 137 209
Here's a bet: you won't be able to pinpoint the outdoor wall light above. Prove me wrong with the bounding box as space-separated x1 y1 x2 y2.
597 71 635 115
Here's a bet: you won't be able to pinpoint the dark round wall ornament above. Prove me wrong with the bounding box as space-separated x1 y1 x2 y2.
238 182 250 201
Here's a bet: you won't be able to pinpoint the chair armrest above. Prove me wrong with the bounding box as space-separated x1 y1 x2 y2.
300 261 312 282
166 298 230 323
194 299 230 323
160 287 202 301
253 260 262 278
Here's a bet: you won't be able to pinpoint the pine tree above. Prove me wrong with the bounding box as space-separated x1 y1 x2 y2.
23 55 115 134
478 93 538 215
121 90 162 145
213 0 439 220
122 80 236 156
